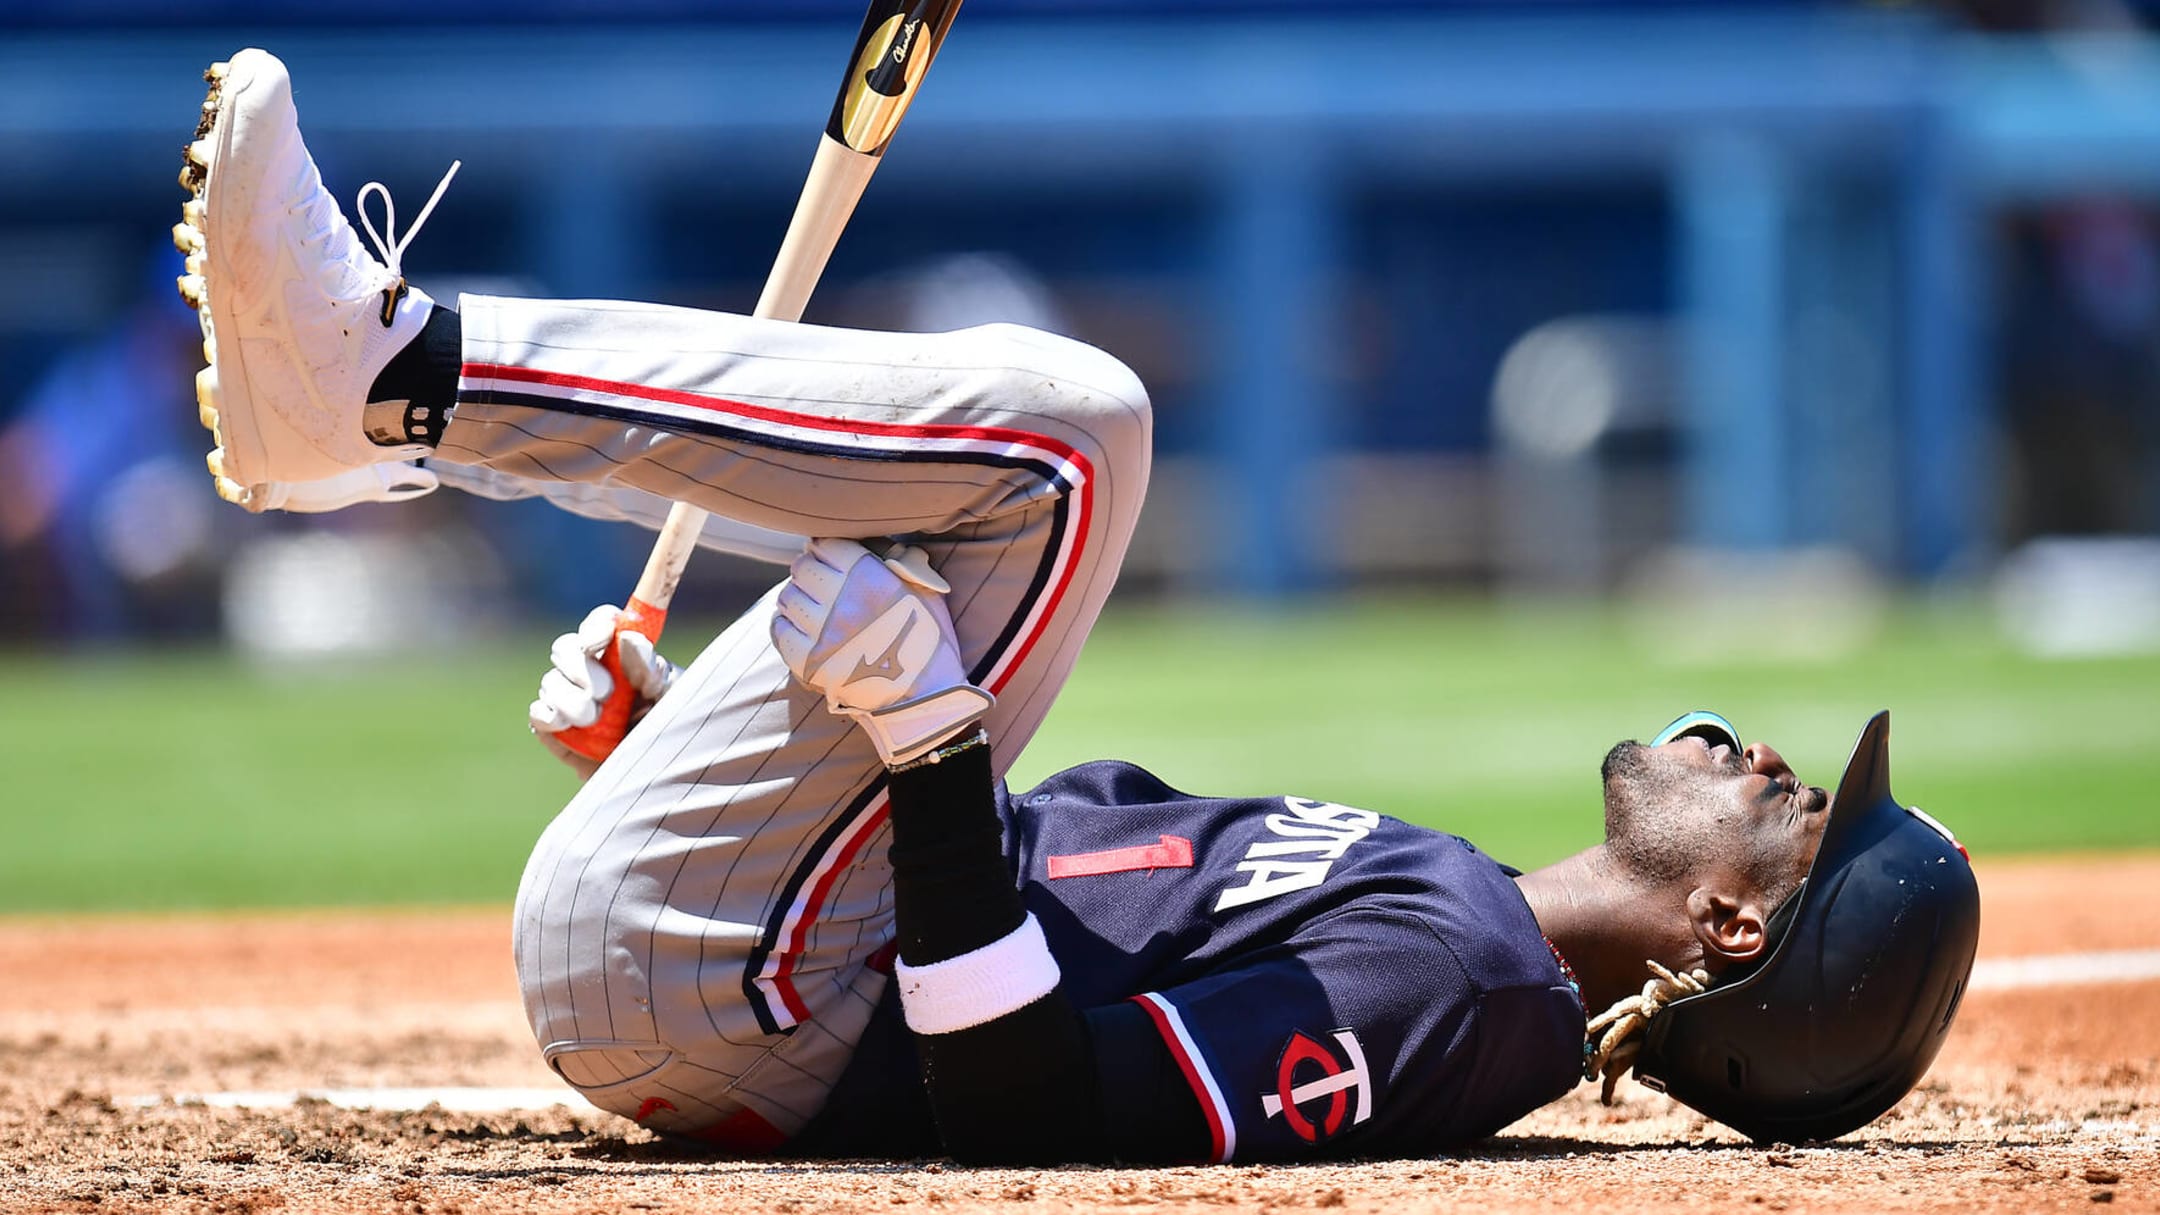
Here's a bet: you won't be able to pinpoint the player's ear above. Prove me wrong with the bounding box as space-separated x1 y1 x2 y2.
1685 886 1769 965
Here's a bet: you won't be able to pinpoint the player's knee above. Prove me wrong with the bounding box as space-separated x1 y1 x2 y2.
965 323 1153 476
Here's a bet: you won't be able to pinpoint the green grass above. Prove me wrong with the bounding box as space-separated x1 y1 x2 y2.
1 595 2155 913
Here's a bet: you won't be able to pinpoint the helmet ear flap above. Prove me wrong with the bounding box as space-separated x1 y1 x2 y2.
1651 710 1742 753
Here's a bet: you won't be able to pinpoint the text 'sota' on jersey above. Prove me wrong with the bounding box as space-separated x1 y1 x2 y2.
817 760 1587 1162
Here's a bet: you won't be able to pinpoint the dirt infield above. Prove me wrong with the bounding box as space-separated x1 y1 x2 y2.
0 855 2153 1214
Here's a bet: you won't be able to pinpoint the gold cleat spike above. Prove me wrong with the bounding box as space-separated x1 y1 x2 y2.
214 476 249 506
185 65 221 185
183 199 205 228
184 251 205 278
195 365 219 421
202 337 215 366
206 448 226 479
177 273 205 309
180 138 213 194
172 222 202 255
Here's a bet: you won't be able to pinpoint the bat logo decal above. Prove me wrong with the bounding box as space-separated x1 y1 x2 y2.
890 18 922 70
831 1 959 155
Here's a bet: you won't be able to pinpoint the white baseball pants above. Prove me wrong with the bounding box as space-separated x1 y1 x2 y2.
435 295 1151 1145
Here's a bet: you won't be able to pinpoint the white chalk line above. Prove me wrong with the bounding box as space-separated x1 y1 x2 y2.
129 1086 592 1113
122 948 2160 1115
1967 947 2160 992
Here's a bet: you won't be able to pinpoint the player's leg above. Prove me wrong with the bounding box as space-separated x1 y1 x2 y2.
479 301 1150 1144
430 459 812 567
445 293 1149 752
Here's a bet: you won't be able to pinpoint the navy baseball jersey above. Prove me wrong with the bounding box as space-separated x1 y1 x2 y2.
805 760 1588 1161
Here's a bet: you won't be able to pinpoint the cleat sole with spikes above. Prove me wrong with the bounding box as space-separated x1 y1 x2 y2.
175 54 275 511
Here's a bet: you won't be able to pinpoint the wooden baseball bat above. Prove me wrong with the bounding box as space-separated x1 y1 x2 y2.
555 0 966 762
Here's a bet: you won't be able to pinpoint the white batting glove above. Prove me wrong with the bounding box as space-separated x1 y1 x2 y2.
770 537 994 767
530 604 680 778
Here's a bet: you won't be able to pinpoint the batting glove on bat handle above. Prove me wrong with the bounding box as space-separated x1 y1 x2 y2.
551 596 671 765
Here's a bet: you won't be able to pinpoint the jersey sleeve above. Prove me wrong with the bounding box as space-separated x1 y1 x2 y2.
1117 906 1489 1162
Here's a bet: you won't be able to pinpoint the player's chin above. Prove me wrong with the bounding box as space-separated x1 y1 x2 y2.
1599 739 1650 786
1598 742 1645 839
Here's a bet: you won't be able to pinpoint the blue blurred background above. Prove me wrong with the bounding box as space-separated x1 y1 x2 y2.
4 1 2160 911
4 0 2160 648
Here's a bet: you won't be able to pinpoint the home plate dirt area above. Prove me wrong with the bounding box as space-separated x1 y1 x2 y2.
0 855 2153 1215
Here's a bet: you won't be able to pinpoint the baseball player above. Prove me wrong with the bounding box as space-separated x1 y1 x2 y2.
174 50 1980 1162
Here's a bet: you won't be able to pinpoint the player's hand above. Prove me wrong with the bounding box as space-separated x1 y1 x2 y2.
770 537 993 767
530 604 680 778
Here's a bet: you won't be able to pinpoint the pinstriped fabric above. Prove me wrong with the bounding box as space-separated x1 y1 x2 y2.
463 297 1151 1142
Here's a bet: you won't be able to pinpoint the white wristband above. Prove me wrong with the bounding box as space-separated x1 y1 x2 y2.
894 913 1061 1036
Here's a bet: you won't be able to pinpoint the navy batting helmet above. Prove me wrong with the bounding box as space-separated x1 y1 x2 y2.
1630 710 1981 1142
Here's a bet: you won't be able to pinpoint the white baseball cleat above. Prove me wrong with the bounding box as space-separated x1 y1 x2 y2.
175 48 458 511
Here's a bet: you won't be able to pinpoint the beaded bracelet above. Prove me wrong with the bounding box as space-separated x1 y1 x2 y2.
886 727 990 773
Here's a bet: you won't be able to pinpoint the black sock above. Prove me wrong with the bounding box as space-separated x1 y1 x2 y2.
365 304 462 448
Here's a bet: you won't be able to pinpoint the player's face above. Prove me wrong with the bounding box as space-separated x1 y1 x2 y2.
1599 733 1830 896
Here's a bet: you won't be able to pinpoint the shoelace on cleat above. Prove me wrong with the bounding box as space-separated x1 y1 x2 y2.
357 160 462 326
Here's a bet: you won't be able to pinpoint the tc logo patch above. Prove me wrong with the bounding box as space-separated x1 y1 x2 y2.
1260 1029 1374 1142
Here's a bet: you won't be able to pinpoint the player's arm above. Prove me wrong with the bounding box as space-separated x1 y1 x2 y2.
772 539 1207 1164
877 733 1209 1163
